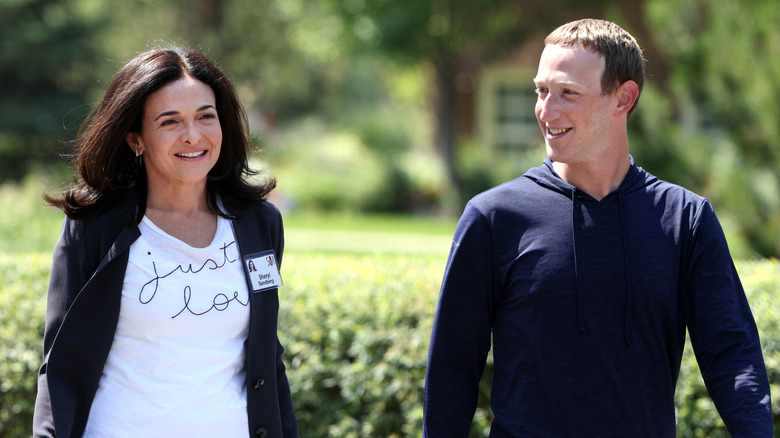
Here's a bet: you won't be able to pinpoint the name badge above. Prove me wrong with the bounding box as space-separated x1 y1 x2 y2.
244 250 283 292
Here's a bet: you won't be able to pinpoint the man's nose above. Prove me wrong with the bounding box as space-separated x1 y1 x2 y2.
536 95 559 122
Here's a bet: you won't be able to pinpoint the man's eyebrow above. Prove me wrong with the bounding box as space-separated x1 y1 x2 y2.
534 79 580 87
153 105 216 121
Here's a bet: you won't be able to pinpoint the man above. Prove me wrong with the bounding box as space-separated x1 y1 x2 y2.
423 18 771 437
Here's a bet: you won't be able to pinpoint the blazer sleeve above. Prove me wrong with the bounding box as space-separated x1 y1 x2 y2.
33 217 97 437
272 208 299 437
276 338 298 437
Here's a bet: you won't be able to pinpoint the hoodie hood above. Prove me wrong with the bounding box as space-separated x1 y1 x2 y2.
523 157 658 199
522 157 658 345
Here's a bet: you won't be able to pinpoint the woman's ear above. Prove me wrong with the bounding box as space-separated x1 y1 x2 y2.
126 132 141 154
614 80 640 118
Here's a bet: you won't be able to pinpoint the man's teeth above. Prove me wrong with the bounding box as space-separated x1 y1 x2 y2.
176 151 205 158
549 128 569 135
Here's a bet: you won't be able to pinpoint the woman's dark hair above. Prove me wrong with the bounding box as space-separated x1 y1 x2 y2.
45 46 275 220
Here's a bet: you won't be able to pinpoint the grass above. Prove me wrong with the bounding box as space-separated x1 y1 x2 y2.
2 176 779 437
0 177 456 438
0 176 65 254
0 176 458 256
282 210 457 235
283 211 456 255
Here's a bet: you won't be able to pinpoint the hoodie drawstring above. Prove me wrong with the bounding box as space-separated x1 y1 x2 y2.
618 192 633 346
571 190 588 335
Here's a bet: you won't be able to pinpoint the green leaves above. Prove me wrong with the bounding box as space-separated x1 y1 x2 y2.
638 0 780 257
1 251 778 436
0 253 50 438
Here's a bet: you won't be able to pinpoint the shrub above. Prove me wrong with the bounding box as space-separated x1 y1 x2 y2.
279 253 447 437
281 255 780 437
265 119 397 213
263 118 451 214
0 253 50 438
1 252 778 437
672 259 780 437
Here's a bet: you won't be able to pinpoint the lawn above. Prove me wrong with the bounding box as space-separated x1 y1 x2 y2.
0 177 458 437
1 177 777 438
0 176 458 256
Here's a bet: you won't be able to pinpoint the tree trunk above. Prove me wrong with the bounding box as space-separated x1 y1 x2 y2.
433 57 462 205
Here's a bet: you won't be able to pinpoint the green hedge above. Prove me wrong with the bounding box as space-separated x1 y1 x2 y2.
1 252 778 437
0 253 49 438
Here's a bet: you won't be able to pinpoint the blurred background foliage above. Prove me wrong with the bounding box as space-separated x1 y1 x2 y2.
2 0 780 258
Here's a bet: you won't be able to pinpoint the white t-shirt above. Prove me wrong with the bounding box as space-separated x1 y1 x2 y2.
83 215 251 438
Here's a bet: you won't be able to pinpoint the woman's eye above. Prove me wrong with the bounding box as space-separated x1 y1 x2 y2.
160 119 177 126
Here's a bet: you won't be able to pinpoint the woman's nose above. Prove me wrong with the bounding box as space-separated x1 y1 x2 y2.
181 122 201 144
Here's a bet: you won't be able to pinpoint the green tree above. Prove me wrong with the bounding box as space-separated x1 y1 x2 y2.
0 0 105 180
632 0 780 257
95 0 371 127
324 0 613 202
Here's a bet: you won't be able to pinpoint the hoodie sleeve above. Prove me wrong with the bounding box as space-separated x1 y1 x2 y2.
423 201 495 437
683 200 772 437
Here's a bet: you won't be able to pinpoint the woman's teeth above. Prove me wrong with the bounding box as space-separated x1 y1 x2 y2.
176 151 205 158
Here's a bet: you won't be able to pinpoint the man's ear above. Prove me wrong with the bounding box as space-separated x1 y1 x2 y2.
614 80 640 117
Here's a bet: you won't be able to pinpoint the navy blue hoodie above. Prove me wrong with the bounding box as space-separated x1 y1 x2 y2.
423 159 771 437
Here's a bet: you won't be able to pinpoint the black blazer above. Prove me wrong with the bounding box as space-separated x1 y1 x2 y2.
33 191 299 438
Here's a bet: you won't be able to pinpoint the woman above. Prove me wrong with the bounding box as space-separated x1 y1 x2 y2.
33 47 299 438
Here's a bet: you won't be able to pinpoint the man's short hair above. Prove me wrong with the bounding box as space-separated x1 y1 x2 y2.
545 18 645 116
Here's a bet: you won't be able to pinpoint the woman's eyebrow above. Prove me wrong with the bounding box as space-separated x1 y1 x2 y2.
153 105 216 121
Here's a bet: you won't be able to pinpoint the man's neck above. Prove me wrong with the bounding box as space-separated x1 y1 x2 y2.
552 154 631 201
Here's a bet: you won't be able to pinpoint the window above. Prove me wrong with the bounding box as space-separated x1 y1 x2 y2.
494 84 538 152
476 66 541 157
